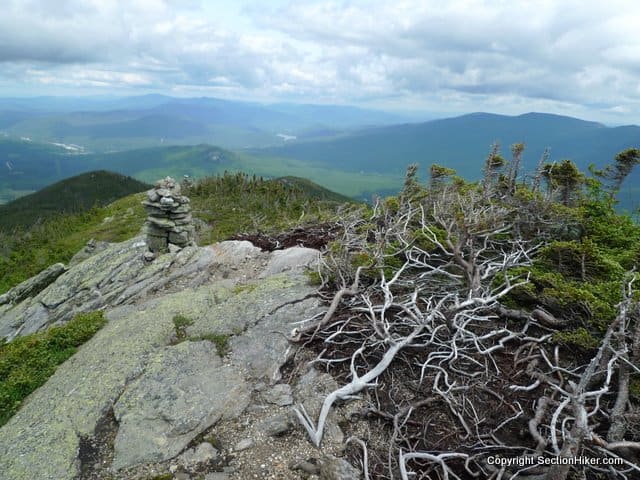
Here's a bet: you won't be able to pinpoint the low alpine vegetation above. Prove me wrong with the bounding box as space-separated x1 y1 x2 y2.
0 311 107 427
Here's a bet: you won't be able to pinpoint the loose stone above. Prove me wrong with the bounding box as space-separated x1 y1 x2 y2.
234 438 254 451
258 413 293 436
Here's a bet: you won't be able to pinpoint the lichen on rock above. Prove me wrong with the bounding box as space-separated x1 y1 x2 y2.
0 234 332 480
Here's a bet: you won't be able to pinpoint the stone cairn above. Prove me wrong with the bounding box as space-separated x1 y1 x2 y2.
143 177 195 255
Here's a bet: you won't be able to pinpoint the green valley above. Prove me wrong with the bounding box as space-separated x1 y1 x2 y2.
0 137 402 204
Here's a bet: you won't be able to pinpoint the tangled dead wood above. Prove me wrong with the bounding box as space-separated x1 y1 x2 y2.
230 223 341 251
290 188 640 480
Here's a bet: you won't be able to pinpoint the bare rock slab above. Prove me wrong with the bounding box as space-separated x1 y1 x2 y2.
229 294 321 382
112 341 250 470
0 262 66 305
259 246 320 278
258 413 293 436
0 237 220 342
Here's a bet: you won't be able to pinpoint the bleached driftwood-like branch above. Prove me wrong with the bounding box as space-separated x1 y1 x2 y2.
291 188 640 480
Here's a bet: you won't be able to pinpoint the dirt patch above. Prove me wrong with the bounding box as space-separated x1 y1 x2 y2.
79 408 119 480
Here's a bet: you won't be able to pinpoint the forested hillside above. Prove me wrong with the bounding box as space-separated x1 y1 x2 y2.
0 137 397 202
0 171 149 231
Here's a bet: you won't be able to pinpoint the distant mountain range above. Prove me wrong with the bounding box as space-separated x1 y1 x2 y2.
1 102 638 209
252 111 640 208
255 112 639 176
0 95 406 151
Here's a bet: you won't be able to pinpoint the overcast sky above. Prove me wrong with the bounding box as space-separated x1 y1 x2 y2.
1 0 639 124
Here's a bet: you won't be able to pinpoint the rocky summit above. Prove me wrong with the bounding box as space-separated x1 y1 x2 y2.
0 233 359 479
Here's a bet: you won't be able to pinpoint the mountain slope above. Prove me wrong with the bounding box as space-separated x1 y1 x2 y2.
0 138 88 202
274 176 354 202
254 112 638 176
0 139 238 198
0 170 149 231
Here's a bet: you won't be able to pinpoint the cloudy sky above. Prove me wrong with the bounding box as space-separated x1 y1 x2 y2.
2 0 640 124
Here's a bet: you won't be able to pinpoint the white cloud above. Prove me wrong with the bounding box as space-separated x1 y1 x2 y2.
0 0 639 123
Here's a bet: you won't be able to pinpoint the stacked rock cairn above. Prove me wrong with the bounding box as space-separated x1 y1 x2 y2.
143 177 195 255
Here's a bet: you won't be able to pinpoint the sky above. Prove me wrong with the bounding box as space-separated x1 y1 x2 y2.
1 0 640 124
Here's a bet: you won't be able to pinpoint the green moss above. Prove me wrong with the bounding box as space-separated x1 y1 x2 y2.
503 263 621 331
355 221 376 237
351 251 374 268
203 433 224 450
542 282 616 329
414 226 448 249
512 184 540 202
383 196 400 213
0 311 107 427
327 240 344 255
540 240 624 282
380 252 404 279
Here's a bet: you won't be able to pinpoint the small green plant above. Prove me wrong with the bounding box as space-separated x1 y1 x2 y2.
172 314 194 340
203 433 224 450
0 311 107 427
305 270 323 286
145 474 173 480
195 334 231 357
